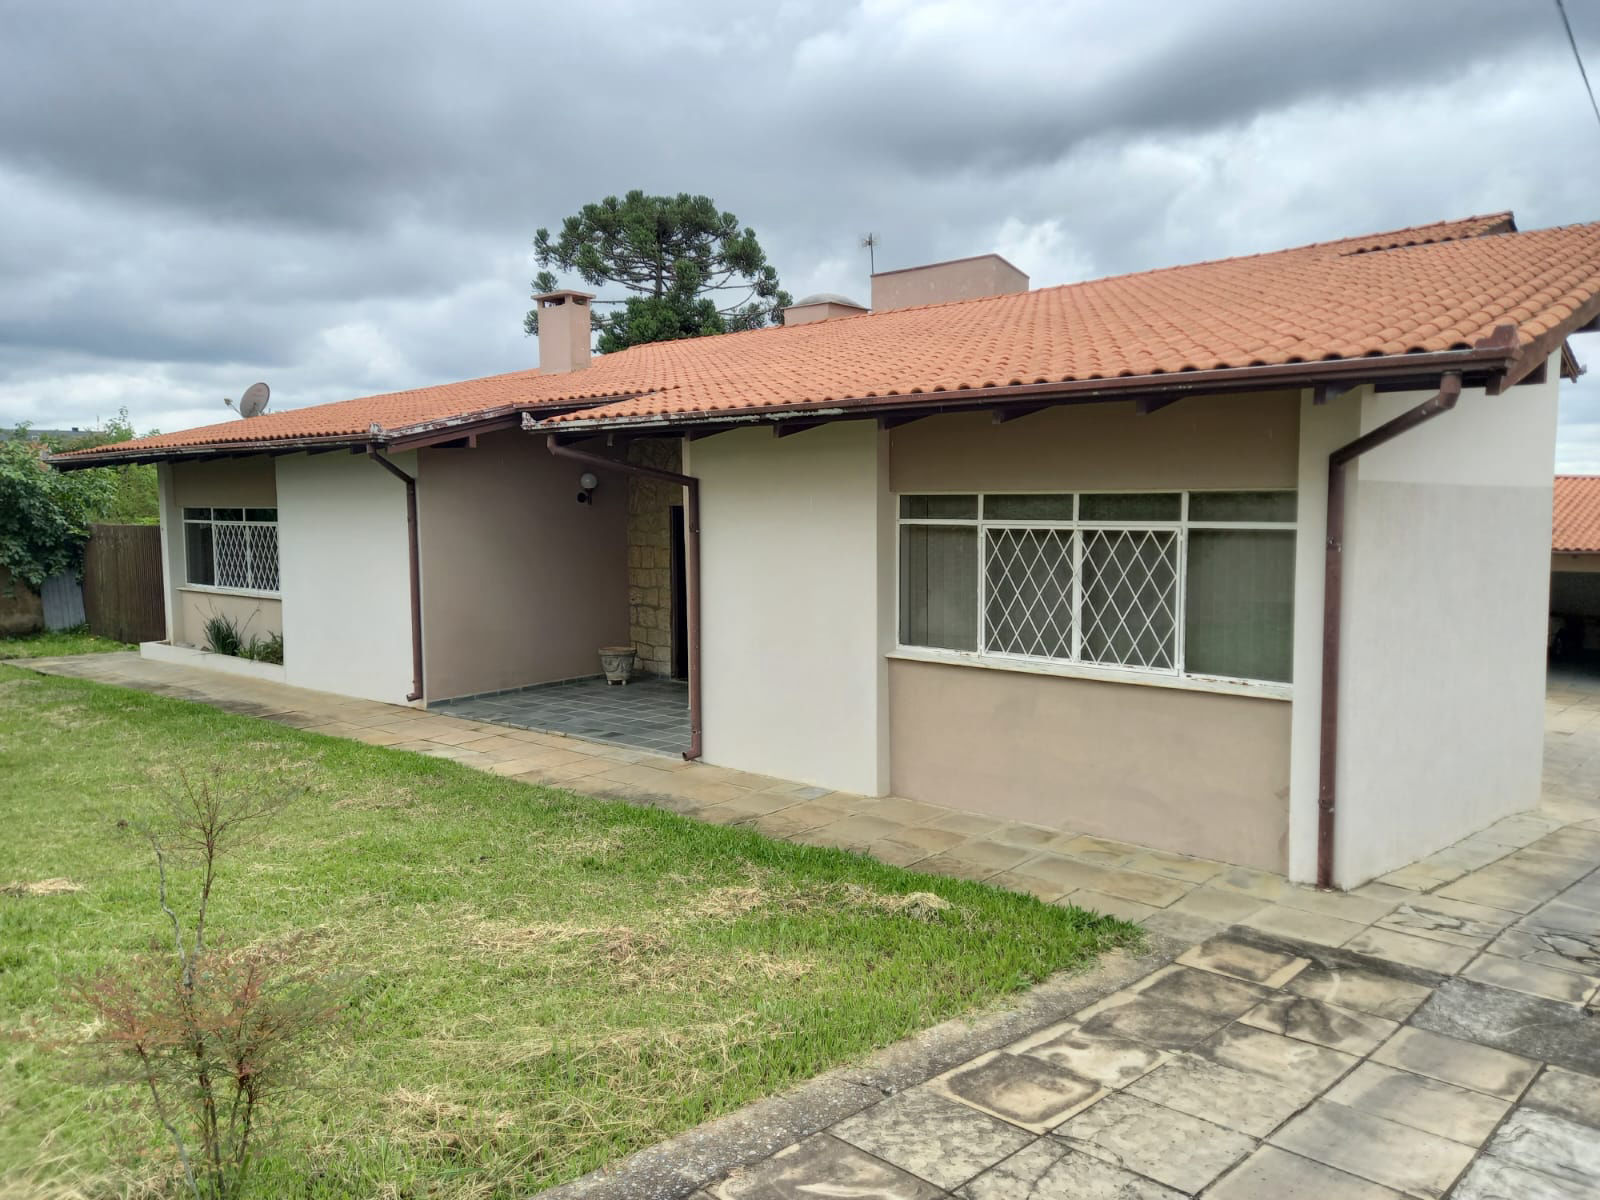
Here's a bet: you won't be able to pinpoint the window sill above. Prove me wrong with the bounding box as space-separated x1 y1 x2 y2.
177 584 281 601
886 646 1292 701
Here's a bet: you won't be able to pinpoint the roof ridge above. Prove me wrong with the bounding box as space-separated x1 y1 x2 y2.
51 214 1600 465
750 212 1526 325
593 214 1526 338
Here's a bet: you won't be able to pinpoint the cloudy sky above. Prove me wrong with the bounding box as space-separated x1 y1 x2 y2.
4 0 1600 465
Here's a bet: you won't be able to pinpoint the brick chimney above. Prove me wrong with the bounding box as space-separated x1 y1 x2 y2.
870 253 1028 312
534 289 594 374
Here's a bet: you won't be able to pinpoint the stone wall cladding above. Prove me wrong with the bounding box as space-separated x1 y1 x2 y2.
626 438 681 677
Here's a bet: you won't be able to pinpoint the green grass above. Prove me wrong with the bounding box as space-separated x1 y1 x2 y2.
0 666 1137 1198
0 625 132 659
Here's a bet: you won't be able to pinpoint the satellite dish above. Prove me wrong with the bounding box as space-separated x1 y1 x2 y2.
224 382 271 418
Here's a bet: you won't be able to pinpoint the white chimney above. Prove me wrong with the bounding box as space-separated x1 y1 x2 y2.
782 292 869 326
870 253 1028 312
534 289 595 374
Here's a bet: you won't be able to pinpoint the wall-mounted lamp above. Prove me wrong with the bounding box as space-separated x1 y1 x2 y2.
576 471 599 505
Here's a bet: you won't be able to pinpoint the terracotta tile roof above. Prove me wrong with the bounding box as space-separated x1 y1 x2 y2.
1554 475 1600 553
1281 211 1516 257
54 211 1599 459
52 366 638 456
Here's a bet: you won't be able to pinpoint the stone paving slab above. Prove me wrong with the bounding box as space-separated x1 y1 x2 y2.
11 657 1600 1198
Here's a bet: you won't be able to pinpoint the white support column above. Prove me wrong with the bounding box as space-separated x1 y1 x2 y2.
154 462 182 644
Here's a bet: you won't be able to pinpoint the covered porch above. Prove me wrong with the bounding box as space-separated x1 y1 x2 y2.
414 430 690 717
430 674 689 755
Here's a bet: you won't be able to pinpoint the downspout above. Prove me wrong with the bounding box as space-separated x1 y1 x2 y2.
544 434 703 761
1317 371 1462 889
368 449 425 703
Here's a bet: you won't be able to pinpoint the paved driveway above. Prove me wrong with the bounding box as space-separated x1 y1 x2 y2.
563 666 1600 1200
15 653 1600 1197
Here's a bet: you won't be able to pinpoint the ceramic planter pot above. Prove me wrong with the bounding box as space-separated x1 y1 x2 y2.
598 645 637 685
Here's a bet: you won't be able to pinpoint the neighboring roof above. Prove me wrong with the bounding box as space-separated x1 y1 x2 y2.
1554 475 1600 553
2 428 90 441
54 211 1600 464
50 367 625 459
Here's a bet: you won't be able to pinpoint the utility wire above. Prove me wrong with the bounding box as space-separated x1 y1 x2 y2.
1557 0 1600 136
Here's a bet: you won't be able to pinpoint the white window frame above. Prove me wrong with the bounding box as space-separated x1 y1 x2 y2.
894 490 1296 699
182 507 281 596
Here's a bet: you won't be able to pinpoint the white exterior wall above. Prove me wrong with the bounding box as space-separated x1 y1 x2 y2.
275 451 417 704
155 462 182 641
1288 359 1559 886
687 422 892 794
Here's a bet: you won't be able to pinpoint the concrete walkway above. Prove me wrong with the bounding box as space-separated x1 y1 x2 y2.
14 652 1600 1197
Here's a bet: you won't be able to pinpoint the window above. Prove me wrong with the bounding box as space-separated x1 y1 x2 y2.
183 507 279 592
897 491 1295 685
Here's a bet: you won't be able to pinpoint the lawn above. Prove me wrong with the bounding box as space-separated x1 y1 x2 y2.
0 625 132 659
0 666 1137 1198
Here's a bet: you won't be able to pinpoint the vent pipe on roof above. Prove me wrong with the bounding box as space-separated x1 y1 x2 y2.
535 290 595 374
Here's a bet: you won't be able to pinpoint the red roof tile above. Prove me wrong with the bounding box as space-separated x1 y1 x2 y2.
55 212 1600 460
1554 475 1600 553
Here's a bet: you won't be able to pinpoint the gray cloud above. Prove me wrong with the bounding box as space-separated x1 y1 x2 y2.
2 0 1599 465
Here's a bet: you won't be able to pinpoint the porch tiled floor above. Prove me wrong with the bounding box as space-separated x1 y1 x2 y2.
11 653 1600 1197
429 675 690 755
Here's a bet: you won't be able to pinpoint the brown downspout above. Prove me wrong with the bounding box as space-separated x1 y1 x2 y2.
545 435 703 760
1317 371 1463 889
368 449 425 703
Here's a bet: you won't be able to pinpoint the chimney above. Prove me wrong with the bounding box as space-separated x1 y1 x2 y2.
870 253 1028 312
534 289 595 374
782 292 868 326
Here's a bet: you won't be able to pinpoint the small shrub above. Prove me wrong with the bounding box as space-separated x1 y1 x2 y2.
201 614 243 658
63 773 344 1200
243 632 283 665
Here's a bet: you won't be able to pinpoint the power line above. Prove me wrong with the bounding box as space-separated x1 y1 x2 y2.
1557 0 1600 136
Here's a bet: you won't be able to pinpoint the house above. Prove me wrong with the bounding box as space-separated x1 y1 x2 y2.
54 212 1600 889
1552 474 1600 658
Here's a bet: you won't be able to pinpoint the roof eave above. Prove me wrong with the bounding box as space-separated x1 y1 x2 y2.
47 397 638 470
537 344 1521 437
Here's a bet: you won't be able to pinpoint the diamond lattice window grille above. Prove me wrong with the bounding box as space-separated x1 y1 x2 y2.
1080 528 1178 669
248 525 280 591
214 523 251 589
984 527 1074 658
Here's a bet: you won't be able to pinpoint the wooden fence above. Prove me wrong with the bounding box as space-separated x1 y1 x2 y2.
83 524 164 644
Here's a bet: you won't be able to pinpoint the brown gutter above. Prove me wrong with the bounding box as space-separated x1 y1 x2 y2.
46 397 651 470
1316 371 1463 889
367 449 425 703
542 431 703 761
540 344 1518 436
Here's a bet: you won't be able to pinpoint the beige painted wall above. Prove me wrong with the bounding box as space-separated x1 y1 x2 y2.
883 391 1300 866
889 390 1300 492
890 659 1291 870
175 589 282 648
171 456 277 509
417 430 629 700
164 457 279 646
871 254 1027 311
